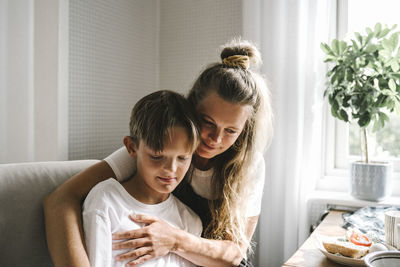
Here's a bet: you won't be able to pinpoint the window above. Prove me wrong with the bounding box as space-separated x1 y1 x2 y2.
323 0 400 195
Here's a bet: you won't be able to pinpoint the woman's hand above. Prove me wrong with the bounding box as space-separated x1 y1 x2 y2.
112 214 179 266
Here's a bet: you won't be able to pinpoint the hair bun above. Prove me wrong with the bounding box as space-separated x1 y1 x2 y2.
222 55 250 69
220 39 262 70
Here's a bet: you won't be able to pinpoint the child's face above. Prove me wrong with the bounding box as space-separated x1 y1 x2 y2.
134 126 193 197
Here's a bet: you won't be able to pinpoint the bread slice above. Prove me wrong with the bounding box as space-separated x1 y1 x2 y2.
322 240 369 259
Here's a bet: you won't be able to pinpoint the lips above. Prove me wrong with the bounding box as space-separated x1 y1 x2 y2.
157 176 176 183
200 141 217 151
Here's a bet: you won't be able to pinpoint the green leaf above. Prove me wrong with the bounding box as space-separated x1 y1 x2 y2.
331 105 339 118
365 32 374 45
324 55 336 62
340 109 349 122
374 23 382 36
332 39 339 55
339 41 347 55
379 115 385 129
378 28 391 38
355 32 363 45
336 69 345 84
391 60 400 72
332 98 339 111
381 89 394 96
331 72 338 85
390 33 399 50
366 27 373 35
382 39 393 51
380 112 390 122
379 49 392 58
389 78 397 91
387 98 395 110
360 99 369 112
320 43 334 56
343 95 351 107
358 112 371 127
364 44 377 53
351 39 359 51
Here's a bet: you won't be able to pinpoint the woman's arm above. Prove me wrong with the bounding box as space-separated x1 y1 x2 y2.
175 215 258 267
43 160 116 267
112 215 259 267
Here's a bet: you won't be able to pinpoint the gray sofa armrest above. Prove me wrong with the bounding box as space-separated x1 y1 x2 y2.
0 160 99 267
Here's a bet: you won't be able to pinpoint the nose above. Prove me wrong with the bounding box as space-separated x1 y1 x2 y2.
209 128 223 144
164 158 178 173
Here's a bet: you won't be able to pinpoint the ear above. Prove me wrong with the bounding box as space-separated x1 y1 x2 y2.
123 136 138 158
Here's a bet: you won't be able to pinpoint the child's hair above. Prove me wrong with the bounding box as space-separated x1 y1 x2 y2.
129 90 200 153
187 39 273 252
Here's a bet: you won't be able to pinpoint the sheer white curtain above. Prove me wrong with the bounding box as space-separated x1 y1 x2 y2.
244 1 336 265
0 0 68 163
0 0 34 163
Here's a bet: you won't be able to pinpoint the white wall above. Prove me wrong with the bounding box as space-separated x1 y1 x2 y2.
67 0 245 160
159 0 242 94
68 0 159 160
2 0 247 162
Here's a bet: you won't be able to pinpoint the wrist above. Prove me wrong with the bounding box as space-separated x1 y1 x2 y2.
171 227 187 253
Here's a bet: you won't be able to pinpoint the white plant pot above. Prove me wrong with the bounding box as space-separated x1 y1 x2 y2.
350 161 393 202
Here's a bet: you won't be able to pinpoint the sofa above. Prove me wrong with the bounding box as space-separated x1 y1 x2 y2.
0 159 100 267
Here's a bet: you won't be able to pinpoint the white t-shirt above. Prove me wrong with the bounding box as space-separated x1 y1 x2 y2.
83 178 202 267
104 147 265 217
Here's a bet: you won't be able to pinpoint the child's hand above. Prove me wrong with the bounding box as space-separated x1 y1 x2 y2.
112 214 179 266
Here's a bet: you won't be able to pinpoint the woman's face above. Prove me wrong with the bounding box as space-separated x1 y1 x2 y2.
195 91 250 160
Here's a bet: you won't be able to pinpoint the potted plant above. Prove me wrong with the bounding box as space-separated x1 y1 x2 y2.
321 23 400 201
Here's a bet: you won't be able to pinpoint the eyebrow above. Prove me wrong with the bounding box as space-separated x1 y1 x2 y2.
202 114 240 131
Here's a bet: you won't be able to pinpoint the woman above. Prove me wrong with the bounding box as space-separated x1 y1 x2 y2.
44 39 273 267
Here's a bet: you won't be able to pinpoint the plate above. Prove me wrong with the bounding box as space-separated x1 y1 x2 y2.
316 235 367 267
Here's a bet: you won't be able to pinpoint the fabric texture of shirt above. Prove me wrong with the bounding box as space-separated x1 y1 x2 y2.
83 178 202 267
104 147 265 218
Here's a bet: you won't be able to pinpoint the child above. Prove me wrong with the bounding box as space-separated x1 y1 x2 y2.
82 90 202 267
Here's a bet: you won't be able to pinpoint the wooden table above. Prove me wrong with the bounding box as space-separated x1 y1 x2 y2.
283 210 347 267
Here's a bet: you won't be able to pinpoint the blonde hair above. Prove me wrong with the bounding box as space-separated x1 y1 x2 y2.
187 39 273 252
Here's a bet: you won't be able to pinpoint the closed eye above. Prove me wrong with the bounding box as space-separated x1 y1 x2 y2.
202 118 215 127
225 128 237 134
178 156 190 161
150 155 163 160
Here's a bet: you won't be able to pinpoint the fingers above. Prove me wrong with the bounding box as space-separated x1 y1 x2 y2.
129 214 159 223
126 254 154 267
112 238 149 250
112 228 146 240
115 246 153 262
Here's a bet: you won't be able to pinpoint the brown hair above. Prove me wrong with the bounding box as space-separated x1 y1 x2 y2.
130 90 200 154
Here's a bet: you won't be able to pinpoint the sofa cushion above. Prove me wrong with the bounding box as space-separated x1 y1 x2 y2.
0 160 99 267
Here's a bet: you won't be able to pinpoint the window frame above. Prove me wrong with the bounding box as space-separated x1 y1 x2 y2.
319 0 400 196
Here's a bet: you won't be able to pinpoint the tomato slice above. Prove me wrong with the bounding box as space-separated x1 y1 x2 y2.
350 232 372 247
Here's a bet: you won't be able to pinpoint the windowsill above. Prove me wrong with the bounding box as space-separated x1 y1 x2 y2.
307 190 400 208
316 172 400 196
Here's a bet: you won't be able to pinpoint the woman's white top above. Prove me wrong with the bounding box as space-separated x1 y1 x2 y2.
83 178 202 267
104 147 265 217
